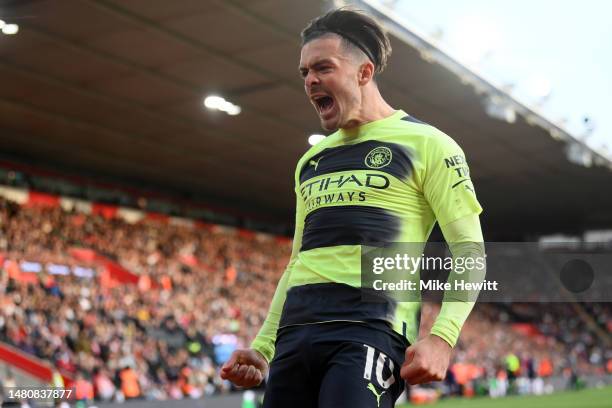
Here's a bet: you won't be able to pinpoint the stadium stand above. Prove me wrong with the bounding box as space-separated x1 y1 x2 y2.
1 0 612 406
1 182 610 403
0 189 290 402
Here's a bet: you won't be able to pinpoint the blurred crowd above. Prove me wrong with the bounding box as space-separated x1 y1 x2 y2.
419 301 611 399
0 197 611 404
0 197 289 403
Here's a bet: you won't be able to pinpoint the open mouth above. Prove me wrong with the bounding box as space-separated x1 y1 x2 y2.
313 95 335 117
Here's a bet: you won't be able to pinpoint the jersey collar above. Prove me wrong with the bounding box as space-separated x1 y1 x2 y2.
337 109 406 140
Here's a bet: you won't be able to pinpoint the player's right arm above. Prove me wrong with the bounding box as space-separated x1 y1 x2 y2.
220 187 305 387
248 198 303 360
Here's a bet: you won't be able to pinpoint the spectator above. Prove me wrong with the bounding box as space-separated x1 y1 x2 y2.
0 196 609 402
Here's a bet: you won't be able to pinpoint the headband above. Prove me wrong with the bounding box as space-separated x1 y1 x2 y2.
327 29 377 69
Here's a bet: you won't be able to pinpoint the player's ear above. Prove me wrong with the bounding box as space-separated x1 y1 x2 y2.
358 60 375 86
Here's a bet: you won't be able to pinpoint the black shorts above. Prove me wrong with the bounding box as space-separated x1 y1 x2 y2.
262 322 408 408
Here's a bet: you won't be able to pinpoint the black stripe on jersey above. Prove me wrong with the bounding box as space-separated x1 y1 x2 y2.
299 140 413 185
279 283 399 329
401 114 429 125
301 205 400 251
278 283 410 365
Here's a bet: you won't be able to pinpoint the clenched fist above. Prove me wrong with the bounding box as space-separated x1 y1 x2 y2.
400 334 452 385
220 349 269 388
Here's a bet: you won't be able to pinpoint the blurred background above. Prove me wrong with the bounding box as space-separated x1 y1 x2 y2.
0 0 610 407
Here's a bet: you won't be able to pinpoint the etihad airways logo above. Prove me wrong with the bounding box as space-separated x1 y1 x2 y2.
305 190 367 211
300 173 390 200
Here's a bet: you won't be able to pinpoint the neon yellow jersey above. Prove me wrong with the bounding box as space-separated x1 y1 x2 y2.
252 110 482 362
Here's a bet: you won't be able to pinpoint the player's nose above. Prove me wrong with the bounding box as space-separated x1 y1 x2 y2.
304 71 320 90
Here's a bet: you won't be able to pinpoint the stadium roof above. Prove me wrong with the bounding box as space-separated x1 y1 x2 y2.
1 0 611 237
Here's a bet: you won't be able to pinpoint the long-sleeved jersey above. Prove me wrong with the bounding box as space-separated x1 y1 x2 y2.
252 110 483 363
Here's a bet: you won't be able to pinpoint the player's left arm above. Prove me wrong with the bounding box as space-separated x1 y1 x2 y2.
401 132 486 385
401 214 485 384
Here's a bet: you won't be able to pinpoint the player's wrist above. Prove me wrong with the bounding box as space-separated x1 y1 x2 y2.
428 332 453 349
250 339 274 363
252 348 268 363
248 348 270 372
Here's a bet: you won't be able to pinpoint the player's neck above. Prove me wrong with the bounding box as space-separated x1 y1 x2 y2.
341 87 395 130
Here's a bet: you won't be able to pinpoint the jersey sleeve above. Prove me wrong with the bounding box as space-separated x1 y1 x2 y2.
430 213 486 347
250 173 305 362
422 132 482 226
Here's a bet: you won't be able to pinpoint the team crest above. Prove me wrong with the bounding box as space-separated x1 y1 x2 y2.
365 147 392 169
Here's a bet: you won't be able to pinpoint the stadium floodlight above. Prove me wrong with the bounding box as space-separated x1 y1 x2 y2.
204 95 224 109
203 95 241 116
2 23 18 35
308 134 326 146
225 105 241 116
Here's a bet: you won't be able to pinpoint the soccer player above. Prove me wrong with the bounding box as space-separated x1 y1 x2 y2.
221 8 485 408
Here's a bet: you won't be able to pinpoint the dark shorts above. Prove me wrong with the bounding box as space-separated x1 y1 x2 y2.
262 322 407 408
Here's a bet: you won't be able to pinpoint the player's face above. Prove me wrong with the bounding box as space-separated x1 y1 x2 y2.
299 36 362 131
